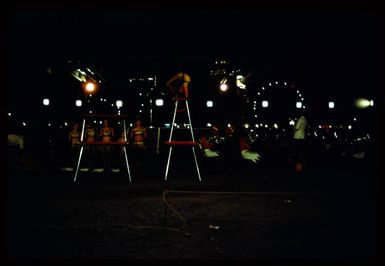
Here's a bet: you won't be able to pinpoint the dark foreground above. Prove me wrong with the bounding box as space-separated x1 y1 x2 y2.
7 150 376 260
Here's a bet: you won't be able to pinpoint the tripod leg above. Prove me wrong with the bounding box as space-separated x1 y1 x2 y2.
74 146 84 182
192 147 202 182
186 100 202 181
123 146 132 182
165 146 173 181
164 100 178 181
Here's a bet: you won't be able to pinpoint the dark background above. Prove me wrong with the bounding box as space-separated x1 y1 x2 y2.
4 5 379 260
6 7 380 127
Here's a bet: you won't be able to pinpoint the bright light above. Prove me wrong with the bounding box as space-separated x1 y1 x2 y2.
275 81 278 85
148 77 154 81
220 83 228 92
89 111 92 114
43 98 50 106
273 123 278 129
255 124 259 128
236 80 246 89
116 100 123 108
243 123 250 129
22 122 26 126
141 103 144 107
328 102 335 109
296 102 302 108
262 101 269 108
139 110 142 113
207 123 212 127
139 93 142 96
76 100 82 107
354 98 373 109
262 87 265 90
265 124 268 128
236 75 243 80
289 120 295 126
227 123 231 127
155 99 164 106
302 106 306 109
319 125 322 129
64 122 68 126
85 82 95 92
8 112 11 116
353 117 357 121
206 100 213 107
48 123 51 127
284 82 287 85
257 92 260 95
268 83 272 86
348 125 352 130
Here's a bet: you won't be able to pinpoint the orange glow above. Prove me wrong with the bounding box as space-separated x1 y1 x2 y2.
85 82 96 93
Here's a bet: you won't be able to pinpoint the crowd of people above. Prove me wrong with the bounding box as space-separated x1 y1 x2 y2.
198 111 307 173
60 112 307 176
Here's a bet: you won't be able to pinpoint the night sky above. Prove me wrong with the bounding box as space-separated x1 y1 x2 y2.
6 8 380 121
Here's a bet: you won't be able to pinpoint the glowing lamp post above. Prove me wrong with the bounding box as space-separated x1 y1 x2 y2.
155 99 164 106
85 82 95 93
116 100 123 108
43 98 50 106
75 100 82 107
220 83 228 92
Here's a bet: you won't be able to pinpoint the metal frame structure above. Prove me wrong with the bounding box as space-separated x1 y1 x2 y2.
73 114 132 182
164 98 202 181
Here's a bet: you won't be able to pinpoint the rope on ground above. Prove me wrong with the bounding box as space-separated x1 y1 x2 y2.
31 190 186 232
30 190 329 232
162 189 186 231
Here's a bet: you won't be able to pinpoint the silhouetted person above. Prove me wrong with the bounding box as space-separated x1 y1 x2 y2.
130 119 147 175
100 120 115 171
292 111 307 173
199 131 220 158
8 123 25 171
85 123 96 171
68 123 80 170
166 72 191 99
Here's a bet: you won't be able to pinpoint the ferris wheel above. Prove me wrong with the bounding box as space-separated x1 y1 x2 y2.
249 81 307 129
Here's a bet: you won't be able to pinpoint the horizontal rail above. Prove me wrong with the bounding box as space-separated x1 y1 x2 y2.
164 141 199 146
